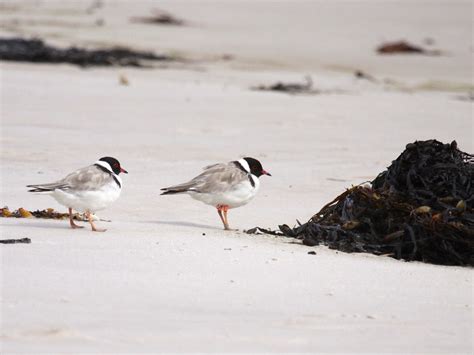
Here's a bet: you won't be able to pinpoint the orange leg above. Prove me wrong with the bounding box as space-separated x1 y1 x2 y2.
222 205 230 229
85 211 107 232
217 205 226 229
69 208 84 229
217 205 233 230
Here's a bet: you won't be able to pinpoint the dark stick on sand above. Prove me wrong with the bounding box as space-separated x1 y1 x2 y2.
0 238 32 244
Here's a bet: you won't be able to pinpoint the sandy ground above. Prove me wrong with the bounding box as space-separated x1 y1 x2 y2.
1 1 473 354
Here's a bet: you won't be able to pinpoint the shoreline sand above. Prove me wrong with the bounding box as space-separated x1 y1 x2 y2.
1 1 473 353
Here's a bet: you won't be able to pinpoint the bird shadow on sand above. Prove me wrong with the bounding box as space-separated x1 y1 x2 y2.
1 219 74 230
148 220 224 231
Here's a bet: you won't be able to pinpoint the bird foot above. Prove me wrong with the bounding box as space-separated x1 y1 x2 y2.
85 211 107 232
70 223 84 229
91 227 107 232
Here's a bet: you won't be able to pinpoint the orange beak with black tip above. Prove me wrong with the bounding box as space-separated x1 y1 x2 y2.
262 169 271 176
120 167 128 174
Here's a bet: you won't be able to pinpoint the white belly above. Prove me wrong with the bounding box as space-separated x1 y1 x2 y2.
190 176 260 208
52 182 121 213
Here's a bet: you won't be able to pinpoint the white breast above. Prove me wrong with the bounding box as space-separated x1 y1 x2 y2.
191 174 260 208
52 180 121 213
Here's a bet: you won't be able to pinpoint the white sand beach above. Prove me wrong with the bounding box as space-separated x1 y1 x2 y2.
0 1 473 353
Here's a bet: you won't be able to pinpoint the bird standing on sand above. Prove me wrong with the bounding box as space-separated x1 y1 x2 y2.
161 157 271 230
27 157 127 232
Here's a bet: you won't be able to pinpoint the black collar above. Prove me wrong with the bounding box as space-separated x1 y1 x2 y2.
233 161 255 188
94 163 121 188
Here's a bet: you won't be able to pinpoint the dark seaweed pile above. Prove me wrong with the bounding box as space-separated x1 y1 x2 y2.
0 37 172 67
372 140 473 208
248 140 474 266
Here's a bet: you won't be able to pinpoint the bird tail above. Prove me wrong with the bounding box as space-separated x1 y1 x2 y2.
160 181 197 195
26 183 67 193
160 188 189 195
27 185 54 193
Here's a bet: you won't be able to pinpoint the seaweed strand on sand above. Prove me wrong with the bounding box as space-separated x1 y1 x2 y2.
0 37 173 67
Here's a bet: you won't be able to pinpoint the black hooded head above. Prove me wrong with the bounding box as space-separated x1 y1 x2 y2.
243 157 271 177
99 157 128 175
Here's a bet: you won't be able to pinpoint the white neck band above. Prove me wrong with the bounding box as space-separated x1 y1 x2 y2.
237 158 251 174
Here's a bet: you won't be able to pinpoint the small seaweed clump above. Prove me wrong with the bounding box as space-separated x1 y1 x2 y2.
253 76 318 94
249 140 474 266
376 40 441 56
130 8 186 26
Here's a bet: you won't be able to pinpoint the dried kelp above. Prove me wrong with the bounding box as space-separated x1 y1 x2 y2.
0 38 173 67
248 140 474 266
2 207 83 221
377 40 441 55
1 207 109 223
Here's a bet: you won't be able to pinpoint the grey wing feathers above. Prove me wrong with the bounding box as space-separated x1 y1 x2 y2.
27 165 112 192
161 162 246 195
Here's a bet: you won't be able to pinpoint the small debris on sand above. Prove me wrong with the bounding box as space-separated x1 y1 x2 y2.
0 37 173 67
253 76 317 94
248 140 474 266
455 92 474 102
354 70 378 83
245 227 280 235
131 8 186 26
376 40 441 55
221 54 234 61
119 73 129 86
253 76 344 95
